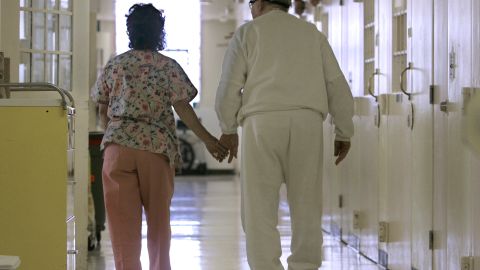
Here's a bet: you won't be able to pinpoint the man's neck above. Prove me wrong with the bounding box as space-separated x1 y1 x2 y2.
260 6 286 16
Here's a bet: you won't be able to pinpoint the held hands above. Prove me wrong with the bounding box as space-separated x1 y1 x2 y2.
205 136 229 162
219 134 238 163
205 134 238 163
334 140 351 165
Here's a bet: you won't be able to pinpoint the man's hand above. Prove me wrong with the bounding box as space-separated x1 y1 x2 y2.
204 136 229 162
219 133 239 163
334 140 351 165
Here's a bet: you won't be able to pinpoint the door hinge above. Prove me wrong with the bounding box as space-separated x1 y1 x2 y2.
440 100 449 113
353 210 361 229
378 221 389 243
430 85 435 104
0 52 4 82
429 230 434 250
338 195 343 208
461 256 474 270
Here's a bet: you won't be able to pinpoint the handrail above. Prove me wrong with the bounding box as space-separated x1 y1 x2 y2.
0 82 75 110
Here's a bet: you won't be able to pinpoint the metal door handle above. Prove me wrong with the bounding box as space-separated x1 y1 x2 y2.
407 103 415 130
368 69 381 101
374 104 381 128
400 62 414 100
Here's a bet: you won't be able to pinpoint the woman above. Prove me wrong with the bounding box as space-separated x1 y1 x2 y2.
91 4 228 270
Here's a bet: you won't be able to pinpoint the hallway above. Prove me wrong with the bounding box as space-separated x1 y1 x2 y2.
87 175 378 270
1 0 480 269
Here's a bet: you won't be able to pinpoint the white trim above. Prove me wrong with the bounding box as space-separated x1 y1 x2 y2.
19 7 73 16
72 1 91 269
20 49 73 55
0 1 20 82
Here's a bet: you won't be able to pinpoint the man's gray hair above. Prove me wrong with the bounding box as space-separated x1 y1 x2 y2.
264 0 291 10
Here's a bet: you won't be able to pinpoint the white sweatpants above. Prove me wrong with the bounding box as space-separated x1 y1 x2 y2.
241 110 324 270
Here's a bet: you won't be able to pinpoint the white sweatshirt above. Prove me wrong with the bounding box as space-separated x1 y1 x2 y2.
215 10 354 141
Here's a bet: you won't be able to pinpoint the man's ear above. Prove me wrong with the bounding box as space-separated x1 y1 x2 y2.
258 0 265 10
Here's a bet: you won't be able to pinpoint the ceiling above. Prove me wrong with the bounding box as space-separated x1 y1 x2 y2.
94 0 242 22
201 0 241 21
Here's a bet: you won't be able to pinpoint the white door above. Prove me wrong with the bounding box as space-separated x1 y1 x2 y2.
446 0 473 268
339 0 364 252
351 0 383 263
432 0 449 267
382 92 413 269
432 0 474 269
409 0 434 268
354 97 381 263
321 2 344 242
377 0 436 268
377 0 413 268
471 0 480 266
320 6 345 268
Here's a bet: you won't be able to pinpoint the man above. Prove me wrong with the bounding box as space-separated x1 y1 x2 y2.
215 0 354 269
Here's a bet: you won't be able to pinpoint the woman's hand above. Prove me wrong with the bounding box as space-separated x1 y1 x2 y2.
204 136 229 162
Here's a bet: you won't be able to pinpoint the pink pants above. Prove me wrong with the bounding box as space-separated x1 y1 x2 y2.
102 144 174 270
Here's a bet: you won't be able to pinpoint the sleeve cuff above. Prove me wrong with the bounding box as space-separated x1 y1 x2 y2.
335 135 351 142
221 127 238 135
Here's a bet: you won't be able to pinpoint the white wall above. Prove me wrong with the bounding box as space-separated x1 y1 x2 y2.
0 0 19 82
72 0 92 268
199 19 238 170
0 1 2 51
95 0 116 69
200 19 236 108
89 0 116 131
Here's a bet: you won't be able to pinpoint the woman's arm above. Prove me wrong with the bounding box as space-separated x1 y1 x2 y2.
173 100 228 161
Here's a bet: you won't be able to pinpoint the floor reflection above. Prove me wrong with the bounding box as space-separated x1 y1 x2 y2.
87 175 377 270
88 175 250 270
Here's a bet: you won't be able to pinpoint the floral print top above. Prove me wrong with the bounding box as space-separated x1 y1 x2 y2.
91 50 197 168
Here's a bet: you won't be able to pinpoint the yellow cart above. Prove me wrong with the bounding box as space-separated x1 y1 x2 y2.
0 83 76 270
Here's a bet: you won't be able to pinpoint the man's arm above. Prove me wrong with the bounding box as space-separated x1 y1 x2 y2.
216 31 247 132
215 31 247 163
319 34 354 165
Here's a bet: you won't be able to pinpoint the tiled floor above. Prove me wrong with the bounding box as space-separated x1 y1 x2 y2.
87 175 377 270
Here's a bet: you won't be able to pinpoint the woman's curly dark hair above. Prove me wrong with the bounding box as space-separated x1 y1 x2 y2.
126 3 166 51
